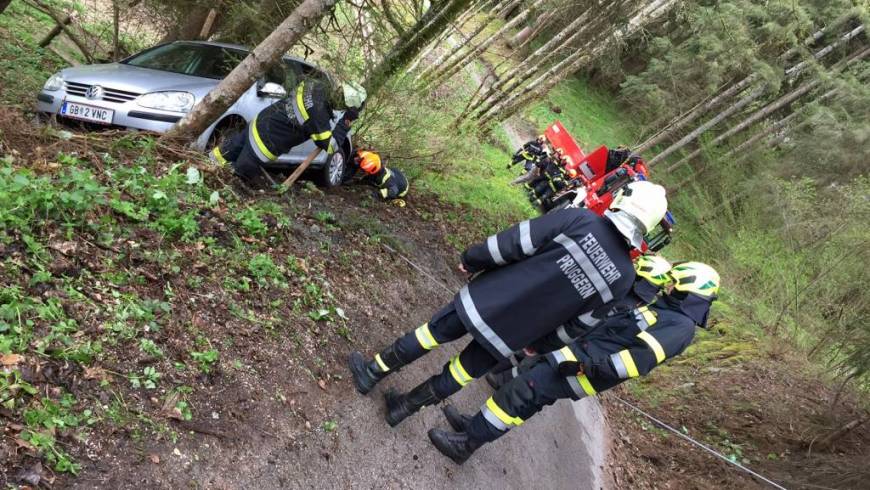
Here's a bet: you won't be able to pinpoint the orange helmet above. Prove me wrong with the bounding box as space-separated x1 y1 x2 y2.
356 150 382 175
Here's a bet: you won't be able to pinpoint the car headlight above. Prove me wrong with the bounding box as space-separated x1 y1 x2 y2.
43 73 64 92
137 91 195 113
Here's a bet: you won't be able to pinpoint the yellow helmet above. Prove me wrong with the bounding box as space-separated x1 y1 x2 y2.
635 255 672 287
670 262 720 298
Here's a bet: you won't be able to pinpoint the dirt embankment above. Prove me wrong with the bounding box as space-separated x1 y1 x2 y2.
0 111 610 489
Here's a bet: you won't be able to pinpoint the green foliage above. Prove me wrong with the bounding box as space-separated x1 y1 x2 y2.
0 2 67 106
237 207 268 237
248 254 285 287
190 348 220 373
21 392 94 474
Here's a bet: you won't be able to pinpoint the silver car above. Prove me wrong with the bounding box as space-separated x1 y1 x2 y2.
36 41 352 187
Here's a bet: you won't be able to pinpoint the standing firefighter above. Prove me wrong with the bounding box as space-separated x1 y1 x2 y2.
348 181 669 427
428 262 721 464
355 150 409 203
211 78 366 183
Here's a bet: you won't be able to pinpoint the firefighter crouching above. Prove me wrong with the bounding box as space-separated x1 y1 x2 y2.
355 150 409 204
483 254 674 389
211 78 366 184
428 261 721 464
347 181 668 428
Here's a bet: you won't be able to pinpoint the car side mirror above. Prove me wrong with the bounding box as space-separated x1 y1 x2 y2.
258 82 287 98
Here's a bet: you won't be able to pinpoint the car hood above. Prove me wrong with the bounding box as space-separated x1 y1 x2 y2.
60 63 218 96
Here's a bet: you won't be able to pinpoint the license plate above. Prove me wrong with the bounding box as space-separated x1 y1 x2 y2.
60 101 114 124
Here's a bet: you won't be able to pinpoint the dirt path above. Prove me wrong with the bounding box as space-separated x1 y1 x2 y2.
51 184 608 489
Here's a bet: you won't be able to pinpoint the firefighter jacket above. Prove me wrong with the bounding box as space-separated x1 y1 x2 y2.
529 278 663 353
367 166 409 200
455 208 636 360
284 79 343 154
546 296 696 399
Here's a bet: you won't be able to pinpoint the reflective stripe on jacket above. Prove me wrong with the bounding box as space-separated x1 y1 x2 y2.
288 80 342 154
454 209 636 360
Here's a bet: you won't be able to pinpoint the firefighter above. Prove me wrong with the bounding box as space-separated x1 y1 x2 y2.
483 254 674 389
510 136 547 172
210 78 367 184
428 261 720 464
347 181 668 427
355 150 409 203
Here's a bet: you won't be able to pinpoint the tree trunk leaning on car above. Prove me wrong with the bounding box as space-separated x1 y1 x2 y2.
162 0 338 143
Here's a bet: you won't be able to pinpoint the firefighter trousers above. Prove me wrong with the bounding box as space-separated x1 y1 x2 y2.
211 104 307 182
466 359 577 444
380 302 499 399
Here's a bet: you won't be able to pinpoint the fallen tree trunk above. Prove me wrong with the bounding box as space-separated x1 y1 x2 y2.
163 0 338 142
31 0 93 62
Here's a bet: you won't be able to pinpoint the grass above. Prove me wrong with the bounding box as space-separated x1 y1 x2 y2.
0 3 68 107
525 76 638 149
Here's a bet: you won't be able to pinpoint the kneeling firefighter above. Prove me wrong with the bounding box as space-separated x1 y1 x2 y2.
347 181 668 428
428 261 721 464
355 150 409 202
211 78 367 183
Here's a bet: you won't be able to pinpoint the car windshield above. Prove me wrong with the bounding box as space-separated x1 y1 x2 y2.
124 43 247 79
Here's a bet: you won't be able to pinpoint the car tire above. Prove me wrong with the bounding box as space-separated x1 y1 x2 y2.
206 117 246 150
319 151 346 188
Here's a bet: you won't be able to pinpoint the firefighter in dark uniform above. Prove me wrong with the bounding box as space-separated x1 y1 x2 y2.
355 150 409 203
210 79 367 183
348 181 669 427
510 136 547 172
483 254 674 389
427 261 721 464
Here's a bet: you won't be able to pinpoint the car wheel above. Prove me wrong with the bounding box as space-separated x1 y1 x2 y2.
206 117 246 150
319 151 346 188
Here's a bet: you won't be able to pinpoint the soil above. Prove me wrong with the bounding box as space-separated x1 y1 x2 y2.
2 108 867 490
601 351 869 490
0 110 607 489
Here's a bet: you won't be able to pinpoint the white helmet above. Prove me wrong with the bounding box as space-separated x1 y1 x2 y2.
342 81 367 109
605 181 668 250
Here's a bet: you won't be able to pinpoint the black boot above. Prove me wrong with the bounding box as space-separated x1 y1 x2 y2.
385 379 440 427
428 429 481 465
441 404 472 432
348 346 403 395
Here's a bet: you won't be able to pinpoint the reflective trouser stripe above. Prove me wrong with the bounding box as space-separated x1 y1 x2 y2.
637 306 657 329
519 220 536 255
327 137 337 154
414 323 439 350
487 235 506 265
481 397 523 432
249 116 277 162
552 346 598 398
448 355 473 387
459 286 513 357
553 233 614 303
576 375 597 396
611 350 639 379
379 188 389 198
295 83 309 122
374 353 390 372
637 331 666 363
211 147 227 165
